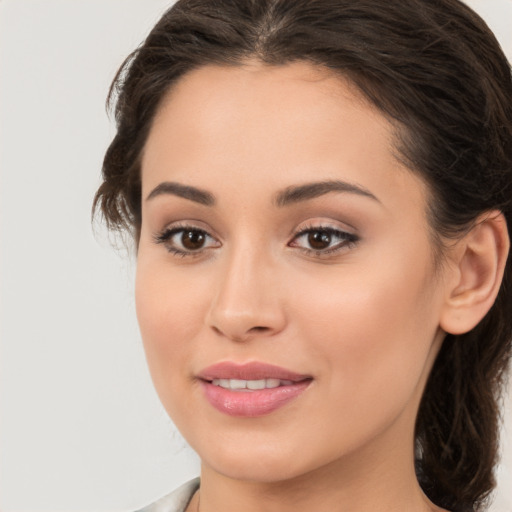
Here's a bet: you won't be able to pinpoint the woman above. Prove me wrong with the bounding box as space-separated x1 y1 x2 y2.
94 1 512 511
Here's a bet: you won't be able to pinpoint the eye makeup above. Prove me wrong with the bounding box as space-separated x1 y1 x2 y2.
152 220 359 260
153 223 221 257
288 224 359 257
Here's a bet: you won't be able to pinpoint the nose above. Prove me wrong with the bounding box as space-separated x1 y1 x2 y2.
206 244 287 342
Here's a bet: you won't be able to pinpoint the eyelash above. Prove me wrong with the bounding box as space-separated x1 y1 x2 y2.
153 223 219 258
289 224 359 256
153 223 359 258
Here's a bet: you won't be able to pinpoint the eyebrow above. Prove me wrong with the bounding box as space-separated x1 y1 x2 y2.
146 181 215 206
274 180 379 207
145 179 379 208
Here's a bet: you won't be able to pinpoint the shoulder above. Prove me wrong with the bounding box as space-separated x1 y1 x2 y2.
135 478 200 512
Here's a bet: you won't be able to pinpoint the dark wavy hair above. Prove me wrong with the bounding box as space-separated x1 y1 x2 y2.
94 1 512 510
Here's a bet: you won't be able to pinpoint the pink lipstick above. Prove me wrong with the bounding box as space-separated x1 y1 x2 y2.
197 362 312 417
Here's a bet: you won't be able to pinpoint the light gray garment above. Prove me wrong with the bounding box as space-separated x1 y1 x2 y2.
136 478 200 512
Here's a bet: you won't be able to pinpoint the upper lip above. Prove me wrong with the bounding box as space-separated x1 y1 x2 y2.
197 362 311 382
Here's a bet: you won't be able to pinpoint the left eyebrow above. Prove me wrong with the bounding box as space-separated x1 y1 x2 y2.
274 180 380 207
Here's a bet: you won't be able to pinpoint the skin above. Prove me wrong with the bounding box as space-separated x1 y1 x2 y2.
136 61 457 512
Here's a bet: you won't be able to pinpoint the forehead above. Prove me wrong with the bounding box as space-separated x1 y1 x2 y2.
155 60 369 116
141 61 427 214
146 60 386 153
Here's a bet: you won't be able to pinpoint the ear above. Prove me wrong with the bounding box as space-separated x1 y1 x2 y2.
440 211 510 335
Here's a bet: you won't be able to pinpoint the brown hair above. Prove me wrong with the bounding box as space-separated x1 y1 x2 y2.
94 1 512 510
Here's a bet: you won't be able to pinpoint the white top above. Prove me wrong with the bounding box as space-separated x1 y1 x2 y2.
136 479 200 512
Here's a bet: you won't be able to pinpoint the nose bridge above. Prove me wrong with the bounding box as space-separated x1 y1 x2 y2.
207 237 285 340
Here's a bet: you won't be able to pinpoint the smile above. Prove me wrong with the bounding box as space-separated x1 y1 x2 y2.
198 362 312 417
211 378 294 390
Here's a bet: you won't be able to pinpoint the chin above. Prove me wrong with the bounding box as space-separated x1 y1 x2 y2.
190 426 348 485
205 450 313 483
183 427 301 481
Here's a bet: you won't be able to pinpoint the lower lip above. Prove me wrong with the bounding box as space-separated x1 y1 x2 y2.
200 380 311 417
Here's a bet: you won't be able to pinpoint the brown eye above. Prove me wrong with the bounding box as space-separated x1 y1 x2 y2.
308 230 332 250
181 230 206 250
289 226 359 256
154 226 220 256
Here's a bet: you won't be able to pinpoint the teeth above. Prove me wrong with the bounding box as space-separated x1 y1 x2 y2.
211 378 294 390
265 378 280 388
247 379 266 390
230 379 246 390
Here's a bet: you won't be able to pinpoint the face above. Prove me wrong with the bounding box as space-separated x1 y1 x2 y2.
136 61 449 483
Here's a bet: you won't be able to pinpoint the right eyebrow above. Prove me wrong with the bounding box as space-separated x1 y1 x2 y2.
145 181 215 206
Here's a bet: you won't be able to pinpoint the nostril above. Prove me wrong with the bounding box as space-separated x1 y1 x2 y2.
249 326 270 333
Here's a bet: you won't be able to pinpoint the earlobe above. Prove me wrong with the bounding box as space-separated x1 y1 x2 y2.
440 211 510 335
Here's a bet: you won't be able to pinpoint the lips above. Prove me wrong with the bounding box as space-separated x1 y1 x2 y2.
197 362 312 417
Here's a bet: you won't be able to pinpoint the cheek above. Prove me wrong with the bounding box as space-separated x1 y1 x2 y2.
134 259 208 404
290 251 441 425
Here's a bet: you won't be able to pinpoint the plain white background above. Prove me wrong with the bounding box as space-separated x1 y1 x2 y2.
0 1 511 511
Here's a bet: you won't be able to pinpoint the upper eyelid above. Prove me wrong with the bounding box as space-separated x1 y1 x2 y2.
291 220 357 237
156 221 220 239
156 225 218 241
294 226 352 236
290 226 358 243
